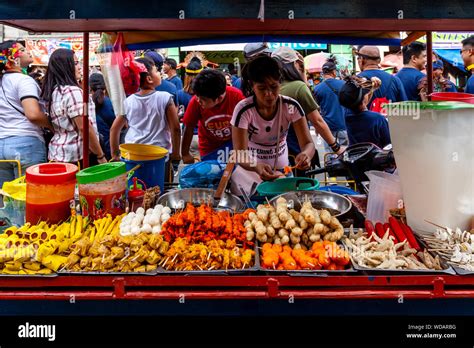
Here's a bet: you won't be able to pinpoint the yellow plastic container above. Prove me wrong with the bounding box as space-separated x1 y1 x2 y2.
119 144 168 161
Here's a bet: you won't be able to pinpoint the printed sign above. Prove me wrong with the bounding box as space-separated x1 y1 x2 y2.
268 42 328 50
26 38 100 66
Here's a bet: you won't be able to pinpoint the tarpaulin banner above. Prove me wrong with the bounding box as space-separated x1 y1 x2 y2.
25 37 100 66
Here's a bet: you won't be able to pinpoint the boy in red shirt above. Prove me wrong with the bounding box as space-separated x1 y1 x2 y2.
181 69 244 163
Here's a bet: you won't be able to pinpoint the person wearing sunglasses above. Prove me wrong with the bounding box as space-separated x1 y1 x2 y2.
460 35 474 94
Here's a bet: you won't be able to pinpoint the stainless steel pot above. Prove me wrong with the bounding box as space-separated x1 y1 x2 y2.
157 188 245 211
269 190 352 217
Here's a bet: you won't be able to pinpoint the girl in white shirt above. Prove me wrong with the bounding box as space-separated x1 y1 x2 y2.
0 40 50 193
230 56 315 194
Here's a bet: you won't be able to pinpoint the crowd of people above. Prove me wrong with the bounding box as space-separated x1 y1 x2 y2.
1 35 473 197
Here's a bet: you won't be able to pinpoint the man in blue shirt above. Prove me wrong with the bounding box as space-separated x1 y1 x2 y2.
338 76 391 149
144 51 179 106
313 58 348 153
460 35 474 94
164 58 183 90
396 41 427 101
356 46 407 108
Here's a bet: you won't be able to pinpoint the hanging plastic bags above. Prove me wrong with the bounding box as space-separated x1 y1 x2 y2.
97 33 126 116
111 33 141 96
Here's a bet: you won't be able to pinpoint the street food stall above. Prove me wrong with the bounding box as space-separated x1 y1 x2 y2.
0 0 473 318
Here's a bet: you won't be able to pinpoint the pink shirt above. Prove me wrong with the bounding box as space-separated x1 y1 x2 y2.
231 95 304 169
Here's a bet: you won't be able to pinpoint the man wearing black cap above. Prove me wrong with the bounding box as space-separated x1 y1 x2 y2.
356 46 407 110
396 41 427 101
144 50 179 106
164 58 183 90
460 35 474 94
313 58 348 153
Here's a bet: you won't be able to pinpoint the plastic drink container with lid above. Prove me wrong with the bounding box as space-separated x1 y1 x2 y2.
25 163 78 224
76 162 127 220
387 101 474 232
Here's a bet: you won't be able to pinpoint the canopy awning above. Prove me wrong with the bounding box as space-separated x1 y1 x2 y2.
107 32 402 50
1 1 474 47
1 0 474 31
435 49 467 72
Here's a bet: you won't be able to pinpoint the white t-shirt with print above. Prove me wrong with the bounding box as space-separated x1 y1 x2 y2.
124 91 173 152
0 72 44 142
231 95 304 169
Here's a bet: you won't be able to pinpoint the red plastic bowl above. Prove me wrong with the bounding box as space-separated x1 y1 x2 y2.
431 92 474 104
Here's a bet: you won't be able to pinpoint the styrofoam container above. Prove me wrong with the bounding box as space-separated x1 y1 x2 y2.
387 101 474 232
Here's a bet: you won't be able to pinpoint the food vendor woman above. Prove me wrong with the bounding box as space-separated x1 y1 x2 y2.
230 56 315 195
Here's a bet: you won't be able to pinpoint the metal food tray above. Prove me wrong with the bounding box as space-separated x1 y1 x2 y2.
449 264 474 275
260 267 357 277
257 241 358 276
343 232 456 275
414 232 474 276
158 244 260 275
58 269 158 276
0 273 57 278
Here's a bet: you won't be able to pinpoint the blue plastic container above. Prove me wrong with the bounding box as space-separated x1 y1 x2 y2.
122 157 166 195
319 185 359 195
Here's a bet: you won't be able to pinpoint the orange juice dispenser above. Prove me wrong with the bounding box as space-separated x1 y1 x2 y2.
25 163 78 224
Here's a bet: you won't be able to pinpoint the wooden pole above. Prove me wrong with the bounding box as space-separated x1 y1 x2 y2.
82 32 90 168
426 31 433 99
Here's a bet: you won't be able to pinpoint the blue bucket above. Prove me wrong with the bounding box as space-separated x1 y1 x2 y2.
122 157 166 195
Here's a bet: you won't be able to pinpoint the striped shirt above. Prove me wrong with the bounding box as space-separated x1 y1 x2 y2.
48 85 98 163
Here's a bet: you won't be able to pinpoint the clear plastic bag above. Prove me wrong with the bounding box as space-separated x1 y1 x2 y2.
0 176 26 227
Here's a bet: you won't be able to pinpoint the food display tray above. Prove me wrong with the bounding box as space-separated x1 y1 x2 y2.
414 232 473 276
158 244 260 275
0 273 57 278
343 232 456 275
449 264 474 275
257 241 358 276
58 270 158 276
260 267 357 276
348 258 456 275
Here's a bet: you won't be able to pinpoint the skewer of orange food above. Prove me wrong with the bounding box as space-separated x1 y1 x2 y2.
261 241 350 270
